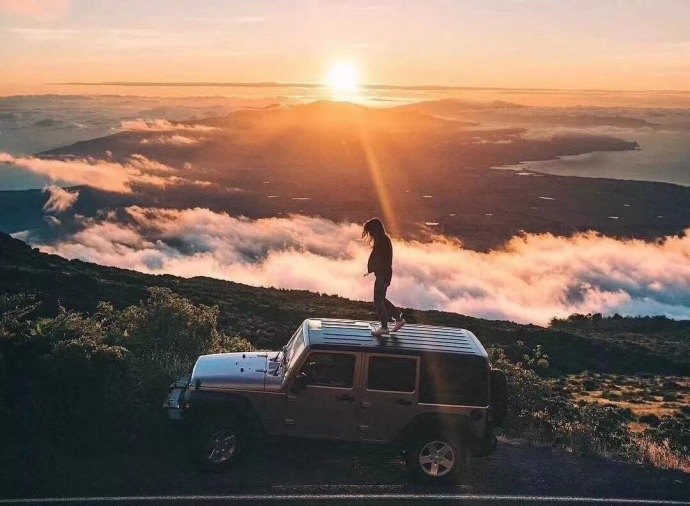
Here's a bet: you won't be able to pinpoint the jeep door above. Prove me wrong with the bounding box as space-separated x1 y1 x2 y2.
358 353 419 442
283 350 362 440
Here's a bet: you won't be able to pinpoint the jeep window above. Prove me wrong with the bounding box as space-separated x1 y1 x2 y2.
300 352 356 388
367 355 417 392
419 355 489 406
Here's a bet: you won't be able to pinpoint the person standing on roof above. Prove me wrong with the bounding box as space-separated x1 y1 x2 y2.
362 218 406 337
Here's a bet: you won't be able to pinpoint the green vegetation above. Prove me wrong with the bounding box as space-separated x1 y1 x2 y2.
491 343 690 472
551 313 690 371
490 344 636 457
0 288 251 473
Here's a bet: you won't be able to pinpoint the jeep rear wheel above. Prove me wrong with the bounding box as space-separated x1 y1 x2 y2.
406 436 466 483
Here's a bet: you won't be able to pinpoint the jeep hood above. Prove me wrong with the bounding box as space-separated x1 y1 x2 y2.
191 352 275 391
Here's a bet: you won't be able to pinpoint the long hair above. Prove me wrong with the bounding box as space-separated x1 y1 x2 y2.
362 218 387 246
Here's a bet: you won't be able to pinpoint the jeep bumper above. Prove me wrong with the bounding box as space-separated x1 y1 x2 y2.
163 375 190 421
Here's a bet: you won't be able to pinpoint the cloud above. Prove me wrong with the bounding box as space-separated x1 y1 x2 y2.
230 16 266 24
140 135 201 146
43 215 61 227
1 27 76 40
0 0 69 20
126 153 178 173
21 208 690 325
0 152 194 193
521 125 652 141
120 119 220 133
42 185 79 212
192 16 266 24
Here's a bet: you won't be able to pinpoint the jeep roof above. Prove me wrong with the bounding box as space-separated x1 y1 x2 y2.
302 318 488 358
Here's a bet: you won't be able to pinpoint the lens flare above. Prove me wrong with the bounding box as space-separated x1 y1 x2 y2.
326 61 361 95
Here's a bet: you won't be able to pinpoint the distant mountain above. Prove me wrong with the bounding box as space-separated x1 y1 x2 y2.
1 231 687 375
397 98 529 115
400 98 659 128
5 100 677 250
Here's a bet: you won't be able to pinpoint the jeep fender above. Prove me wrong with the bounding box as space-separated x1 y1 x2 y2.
184 390 267 436
396 412 477 446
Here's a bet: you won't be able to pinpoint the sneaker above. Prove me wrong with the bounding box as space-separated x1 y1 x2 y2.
391 318 406 332
371 326 390 337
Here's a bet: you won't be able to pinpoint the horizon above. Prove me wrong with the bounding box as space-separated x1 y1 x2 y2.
51 81 690 93
2 0 690 92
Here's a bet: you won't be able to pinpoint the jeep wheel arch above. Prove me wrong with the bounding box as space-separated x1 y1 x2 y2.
186 391 266 436
397 412 475 447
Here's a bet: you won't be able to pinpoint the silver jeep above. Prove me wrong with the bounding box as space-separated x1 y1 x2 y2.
164 318 507 482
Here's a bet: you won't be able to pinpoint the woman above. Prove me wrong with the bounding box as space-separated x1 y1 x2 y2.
362 218 406 336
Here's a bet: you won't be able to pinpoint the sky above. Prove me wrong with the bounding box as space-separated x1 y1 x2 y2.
1 0 690 91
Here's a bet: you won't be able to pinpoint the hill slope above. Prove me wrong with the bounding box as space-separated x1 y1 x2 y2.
1 231 687 375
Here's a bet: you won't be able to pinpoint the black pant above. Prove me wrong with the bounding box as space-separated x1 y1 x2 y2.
374 276 401 328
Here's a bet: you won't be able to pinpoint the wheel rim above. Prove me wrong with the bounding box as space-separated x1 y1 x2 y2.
418 440 455 477
206 430 237 464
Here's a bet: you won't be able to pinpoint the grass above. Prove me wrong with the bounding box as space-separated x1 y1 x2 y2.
552 372 690 473
638 438 690 473
558 374 690 427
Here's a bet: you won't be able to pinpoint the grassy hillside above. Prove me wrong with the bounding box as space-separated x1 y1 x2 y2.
2 231 688 497
1 231 688 375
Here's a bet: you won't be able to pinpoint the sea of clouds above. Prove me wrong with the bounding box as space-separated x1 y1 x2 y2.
15 207 690 325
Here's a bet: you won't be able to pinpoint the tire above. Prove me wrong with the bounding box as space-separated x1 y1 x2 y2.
406 435 468 483
192 414 245 472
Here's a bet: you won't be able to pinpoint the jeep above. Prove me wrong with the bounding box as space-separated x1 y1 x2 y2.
164 318 508 482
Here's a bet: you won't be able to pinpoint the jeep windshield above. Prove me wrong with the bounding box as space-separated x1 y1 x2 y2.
283 327 305 378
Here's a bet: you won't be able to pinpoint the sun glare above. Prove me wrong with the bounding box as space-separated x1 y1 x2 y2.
326 61 361 96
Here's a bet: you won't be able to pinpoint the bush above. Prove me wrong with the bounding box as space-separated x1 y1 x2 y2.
639 414 661 425
0 287 253 453
110 287 229 363
643 417 690 458
489 344 637 457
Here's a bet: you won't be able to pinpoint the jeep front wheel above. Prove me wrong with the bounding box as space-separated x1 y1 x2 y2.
407 437 465 483
194 415 244 471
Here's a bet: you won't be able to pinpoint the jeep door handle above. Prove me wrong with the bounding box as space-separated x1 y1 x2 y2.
395 398 412 406
336 393 356 403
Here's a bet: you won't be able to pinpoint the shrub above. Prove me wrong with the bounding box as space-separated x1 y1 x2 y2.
489 344 637 458
582 379 598 391
0 287 254 453
639 414 661 425
111 287 227 363
601 391 622 401
643 417 690 458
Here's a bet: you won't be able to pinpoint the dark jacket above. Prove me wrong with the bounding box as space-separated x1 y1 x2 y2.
367 235 393 282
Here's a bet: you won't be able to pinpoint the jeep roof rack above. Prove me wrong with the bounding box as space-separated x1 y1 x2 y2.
303 318 488 357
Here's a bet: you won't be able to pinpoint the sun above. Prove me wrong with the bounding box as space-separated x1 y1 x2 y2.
325 61 361 95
